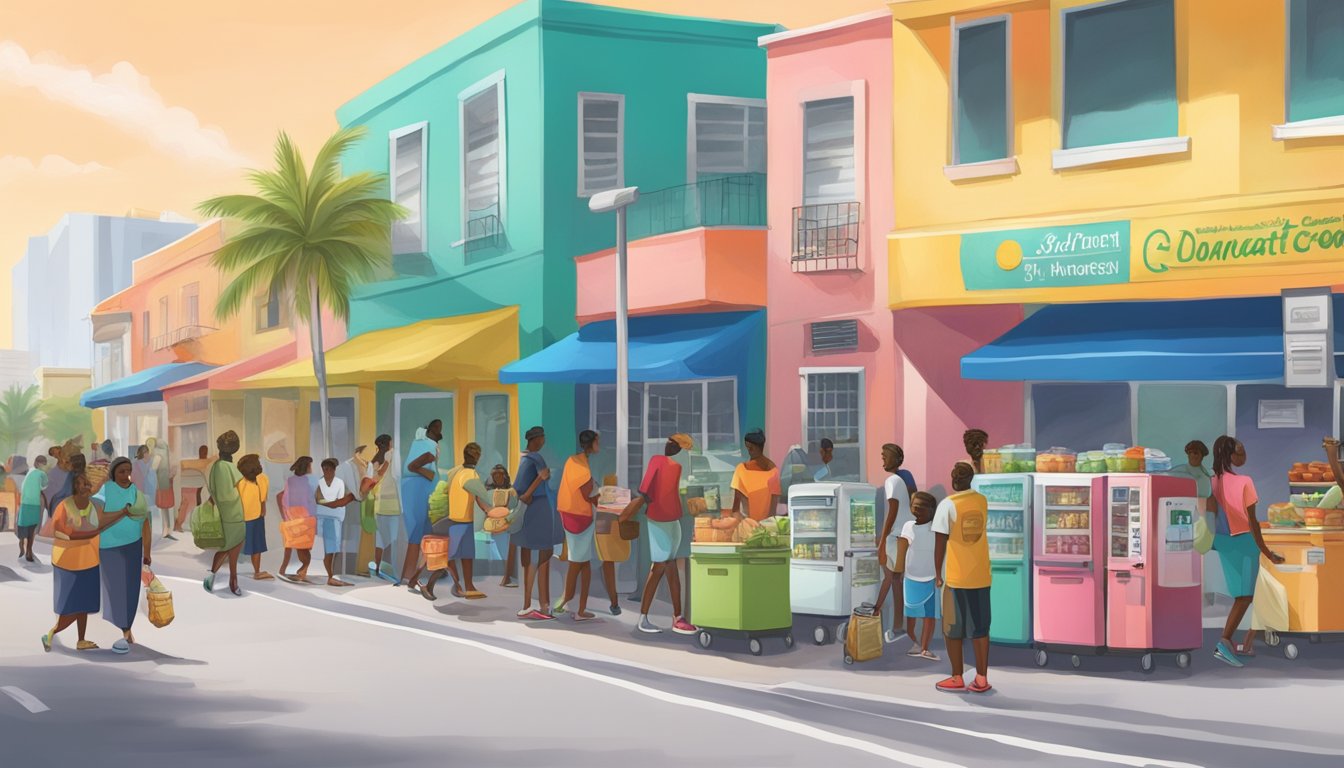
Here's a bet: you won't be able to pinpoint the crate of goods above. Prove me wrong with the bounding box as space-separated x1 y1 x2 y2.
981 450 1004 474
1037 448 1076 473
1268 502 1303 528
1000 445 1036 473
1289 462 1333 483
422 535 450 571
1303 508 1344 529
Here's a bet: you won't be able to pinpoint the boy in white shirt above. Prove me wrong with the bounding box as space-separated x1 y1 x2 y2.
316 458 354 587
897 491 940 660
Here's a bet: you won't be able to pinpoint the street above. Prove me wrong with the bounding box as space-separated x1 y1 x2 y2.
3 539 1343 768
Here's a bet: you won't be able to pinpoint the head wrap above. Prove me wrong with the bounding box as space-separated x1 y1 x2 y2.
669 433 694 451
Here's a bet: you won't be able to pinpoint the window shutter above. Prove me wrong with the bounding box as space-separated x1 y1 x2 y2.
809 319 859 353
802 98 856 205
580 94 623 195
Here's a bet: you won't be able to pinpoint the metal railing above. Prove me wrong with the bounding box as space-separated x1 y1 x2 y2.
464 213 504 257
792 202 861 272
625 173 766 241
152 324 217 351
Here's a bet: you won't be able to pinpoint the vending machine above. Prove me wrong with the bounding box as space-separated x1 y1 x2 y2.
1032 473 1106 667
788 482 882 645
971 473 1033 646
1104 474 1202 670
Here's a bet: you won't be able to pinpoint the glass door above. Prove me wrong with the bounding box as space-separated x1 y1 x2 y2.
979 478 1026 562
1042 484 1091 558
1110 486 1131 558
849 496 876 542
791 496 838 563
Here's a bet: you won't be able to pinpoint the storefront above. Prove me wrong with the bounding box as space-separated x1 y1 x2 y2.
79 362 215 454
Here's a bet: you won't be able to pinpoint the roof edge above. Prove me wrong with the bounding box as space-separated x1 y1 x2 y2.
759 9 890 48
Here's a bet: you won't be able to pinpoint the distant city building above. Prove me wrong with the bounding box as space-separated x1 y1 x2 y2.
0 349 33 393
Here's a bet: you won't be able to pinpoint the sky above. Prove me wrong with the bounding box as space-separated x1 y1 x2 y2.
0 0 887 347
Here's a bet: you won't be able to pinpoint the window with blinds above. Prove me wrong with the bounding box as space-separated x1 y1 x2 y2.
390 125 425 254
691 97 766 176
579 93 624 196
1288 0 1344 123
802 97 856 205
462 82 503 238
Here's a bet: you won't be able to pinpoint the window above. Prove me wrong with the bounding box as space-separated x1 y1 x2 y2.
803 371 864 481
255 286 285 332
578 93 624 196
590 379 739 487
182 282 200 327
591 383 644 487
802 98 856 205
1062 0 1176 149
390 123 426 254
953 18 1010 164
689 96 766 179
158 296 169 335
1287 0 1344 123
461 75 505 242
473 393 510 475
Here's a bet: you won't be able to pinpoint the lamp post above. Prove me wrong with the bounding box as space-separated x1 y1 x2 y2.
588 186 640 488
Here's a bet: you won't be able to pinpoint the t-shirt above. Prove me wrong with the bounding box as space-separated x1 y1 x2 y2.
240 474 270 522
899 519 936 582
731 463 781 521
180 458 209 489
558 456 595 532
514 453 553 513
94 481 145 549
1211 473 1257 537
443 465 490 524
932 489 991 589
21 468 48 506
640 455 683 523
51 500 100 571
316 476 347 520
897 468 918 496
883 474 913 550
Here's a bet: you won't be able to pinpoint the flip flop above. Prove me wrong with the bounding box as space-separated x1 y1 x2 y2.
254 572 275 581
76 640 99 651
968 677 992 694
574 611 597 622
919 650 941 661
464 590 487 600
1235 643 1256 658
41 632 52 653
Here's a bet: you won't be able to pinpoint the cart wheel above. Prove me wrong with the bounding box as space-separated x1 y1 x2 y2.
697 631 712 649
1285 643 1299 660
1176 653 1191 669
783 633 795 649
1070 655 1082 669
1034 650 1049 668
838 621 849 643
1140 653 1154 673
749 638 763 656
813 626 828 645
843 653 854 665
1265 630 1280 647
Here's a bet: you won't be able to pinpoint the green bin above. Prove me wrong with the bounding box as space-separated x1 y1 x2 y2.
690 545 791 632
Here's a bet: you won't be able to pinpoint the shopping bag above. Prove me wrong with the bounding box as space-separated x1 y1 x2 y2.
146 590 175 628
845 606 884 664
1193 515 1214 555
190 499 226 550
1251 567 1290 631
281 516 317 549
423 535 450 571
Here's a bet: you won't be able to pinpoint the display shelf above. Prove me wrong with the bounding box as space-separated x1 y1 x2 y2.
1045 505 1091 511
1044 527 1090 533
792 531 837 539
1288 482 1335 488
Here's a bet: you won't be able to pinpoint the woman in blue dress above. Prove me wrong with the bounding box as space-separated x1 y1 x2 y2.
95 457 151 653
398 420 443 593
513 426 560 620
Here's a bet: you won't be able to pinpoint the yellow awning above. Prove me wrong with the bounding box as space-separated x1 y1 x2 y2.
239 306 518 389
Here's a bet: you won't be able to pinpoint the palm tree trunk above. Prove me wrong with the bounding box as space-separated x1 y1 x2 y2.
309 276 334 463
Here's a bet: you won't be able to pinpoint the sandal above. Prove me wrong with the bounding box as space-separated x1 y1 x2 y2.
919 650 941 661
41 632 52 653
229 585 243 597
968 676 993 694
1235 643 1256 658
574 611 597 622
76 640 99 651
254 572 275 581
464 590 487 600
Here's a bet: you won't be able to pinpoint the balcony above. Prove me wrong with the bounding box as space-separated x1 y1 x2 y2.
574 174 767 323
792 202 860 272
152 324 217 351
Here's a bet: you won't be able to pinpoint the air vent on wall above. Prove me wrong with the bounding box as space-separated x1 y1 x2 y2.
809 319 859 354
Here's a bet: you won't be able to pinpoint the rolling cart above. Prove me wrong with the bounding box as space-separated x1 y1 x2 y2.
690 542 794 656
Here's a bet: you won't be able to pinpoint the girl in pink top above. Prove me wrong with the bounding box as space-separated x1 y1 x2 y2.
1208 436 1284 667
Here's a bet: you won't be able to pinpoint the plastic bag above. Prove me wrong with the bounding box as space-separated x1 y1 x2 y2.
1193 515 1214 554
190 500 226 550
1251 567 1289 631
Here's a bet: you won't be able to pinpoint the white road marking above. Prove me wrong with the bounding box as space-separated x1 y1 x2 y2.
1 686 50 713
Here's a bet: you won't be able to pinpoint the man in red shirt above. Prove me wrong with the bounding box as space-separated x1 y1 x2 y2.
621 433 697 635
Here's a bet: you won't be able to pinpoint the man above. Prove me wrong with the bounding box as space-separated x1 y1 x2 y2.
366 435 399 582
875 443 914 643
315 458 354 587
425 443 492 600
621 434 697 635
176 445 210 532
399 419 443 592
148 437 175 540
933 461 993 694
336 445 368 578
813 438 835 482
963 429 989 475
514 426 556 620
17 455 49 563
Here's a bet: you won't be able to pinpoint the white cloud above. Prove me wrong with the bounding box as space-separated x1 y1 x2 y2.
0 40 251 169
0 154 109 184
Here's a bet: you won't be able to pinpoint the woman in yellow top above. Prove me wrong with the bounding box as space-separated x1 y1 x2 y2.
42 474 129 652
731 429 781 522
238 454 273 581
556 430 602 621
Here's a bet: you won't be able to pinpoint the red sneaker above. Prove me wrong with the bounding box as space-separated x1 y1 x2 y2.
936 675 967 693
672 617 698 635
968 676 993 693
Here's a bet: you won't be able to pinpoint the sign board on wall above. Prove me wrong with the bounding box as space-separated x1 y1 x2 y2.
960 221 1130 290
1136 208 1344 281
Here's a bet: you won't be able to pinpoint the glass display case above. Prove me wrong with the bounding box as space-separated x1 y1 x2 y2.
1042 484 1091 557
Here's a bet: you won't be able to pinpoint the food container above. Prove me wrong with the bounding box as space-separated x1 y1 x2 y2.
1037 447 1077 473
1291 492 1327 508
1267 502 1303 527
981 450 1003 474
1001 445 1037 473
1077 450 1107 473
1144 449 1172 473
1124 447 1147 472
1104 446 1127 472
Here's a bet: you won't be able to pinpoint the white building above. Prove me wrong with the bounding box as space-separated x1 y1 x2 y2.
0 349 33 393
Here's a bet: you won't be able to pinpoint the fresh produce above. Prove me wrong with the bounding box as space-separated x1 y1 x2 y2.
735 517 760 542
1267 502 1302 527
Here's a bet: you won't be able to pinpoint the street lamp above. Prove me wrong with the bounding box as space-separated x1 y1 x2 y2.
589 186 640 488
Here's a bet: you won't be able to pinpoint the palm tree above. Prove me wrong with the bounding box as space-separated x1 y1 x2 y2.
199 127 405 458
38 396 95 448
0 384 40 458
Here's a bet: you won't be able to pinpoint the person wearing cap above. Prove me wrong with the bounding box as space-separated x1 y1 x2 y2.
621 433 698 635
514 426 559 620
731 429 780 522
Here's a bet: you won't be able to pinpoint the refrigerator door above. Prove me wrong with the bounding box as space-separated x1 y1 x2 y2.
790 490 840 565
989 559 1031 645
1158 496 1201 588
844 485 879 553
791 559 845 616
976 475 1028 563
1106 475 1151 650
1035 476 1095 568
847 549 881 613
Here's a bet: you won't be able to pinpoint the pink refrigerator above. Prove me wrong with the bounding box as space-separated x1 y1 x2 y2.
1104 474 1203 670
1032 474 1106 667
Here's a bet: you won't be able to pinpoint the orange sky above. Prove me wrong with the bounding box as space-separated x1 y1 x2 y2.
0 0 886 347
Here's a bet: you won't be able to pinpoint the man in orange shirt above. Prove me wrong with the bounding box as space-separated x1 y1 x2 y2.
933 461 993 694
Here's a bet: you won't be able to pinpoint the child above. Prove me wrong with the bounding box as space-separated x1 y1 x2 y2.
18 455 49 563
316 458 354 588
238 454 273 581
487 464 522 588
898 491 940 660
278 457 317 583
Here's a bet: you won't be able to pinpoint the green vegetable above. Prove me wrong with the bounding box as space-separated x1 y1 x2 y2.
775 517 790 536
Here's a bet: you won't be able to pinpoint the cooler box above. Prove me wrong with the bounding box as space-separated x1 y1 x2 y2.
690 544 791 631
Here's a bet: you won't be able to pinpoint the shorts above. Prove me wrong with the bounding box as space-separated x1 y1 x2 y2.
564 524 595 564
675 515 694 560
448 522 475 560
1214 532 1260 598
903 578 940 620
376 514 400 549
647 519 681 563
243 518 268 556
943 586 991 640
320 517 342 554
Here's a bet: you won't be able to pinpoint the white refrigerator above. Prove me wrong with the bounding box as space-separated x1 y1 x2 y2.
788 482 881 645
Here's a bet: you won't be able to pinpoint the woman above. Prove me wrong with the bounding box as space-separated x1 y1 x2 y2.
555 430 602 621
203 431 247 596
399 421 443 593
42 474 129 652
363 435 396 582
149 437 176 540
1208 436 1284 667
17 455 45 563
730 429 781 522
514 426 558 621
2 455 23 536
238 454 272 581
278 457 317 583
132 445 158 530
94 457 151 653
487 464 521 588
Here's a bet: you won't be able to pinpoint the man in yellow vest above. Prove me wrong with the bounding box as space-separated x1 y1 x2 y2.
933 461 993 693
425 443 492 601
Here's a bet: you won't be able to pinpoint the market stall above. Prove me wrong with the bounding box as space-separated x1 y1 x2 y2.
690 515 792 655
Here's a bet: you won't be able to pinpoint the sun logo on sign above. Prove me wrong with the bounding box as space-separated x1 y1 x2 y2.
995 239 1023 272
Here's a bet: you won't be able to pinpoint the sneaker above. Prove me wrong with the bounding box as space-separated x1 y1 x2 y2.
609 603 622 617
203 572 215 593
885 630 899 645
968 676 992 693
638 615 662 634
936 675 967 693
526 610 555 621
112 638 130 655
552 598 568 615
672 617 698 635
1214 640 1245 668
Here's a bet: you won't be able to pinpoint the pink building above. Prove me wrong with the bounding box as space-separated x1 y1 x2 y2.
762 11 1023 489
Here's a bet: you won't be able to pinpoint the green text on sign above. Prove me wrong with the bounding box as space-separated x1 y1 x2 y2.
960 221 1131 290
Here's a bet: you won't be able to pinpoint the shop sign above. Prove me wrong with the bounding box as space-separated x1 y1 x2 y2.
1138 211 1344 278
960 221 1130 290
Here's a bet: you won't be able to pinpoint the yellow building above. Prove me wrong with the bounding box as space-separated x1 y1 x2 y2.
887 0 1344 504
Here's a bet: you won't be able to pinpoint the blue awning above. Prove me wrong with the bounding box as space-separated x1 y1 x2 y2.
962 296 1344 382
80 362 216 409
500 311 762 384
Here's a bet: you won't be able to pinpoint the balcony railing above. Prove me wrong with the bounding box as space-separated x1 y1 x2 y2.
626 173 766 241
152 324 216 351
792 201 860 272
464 212 505 258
